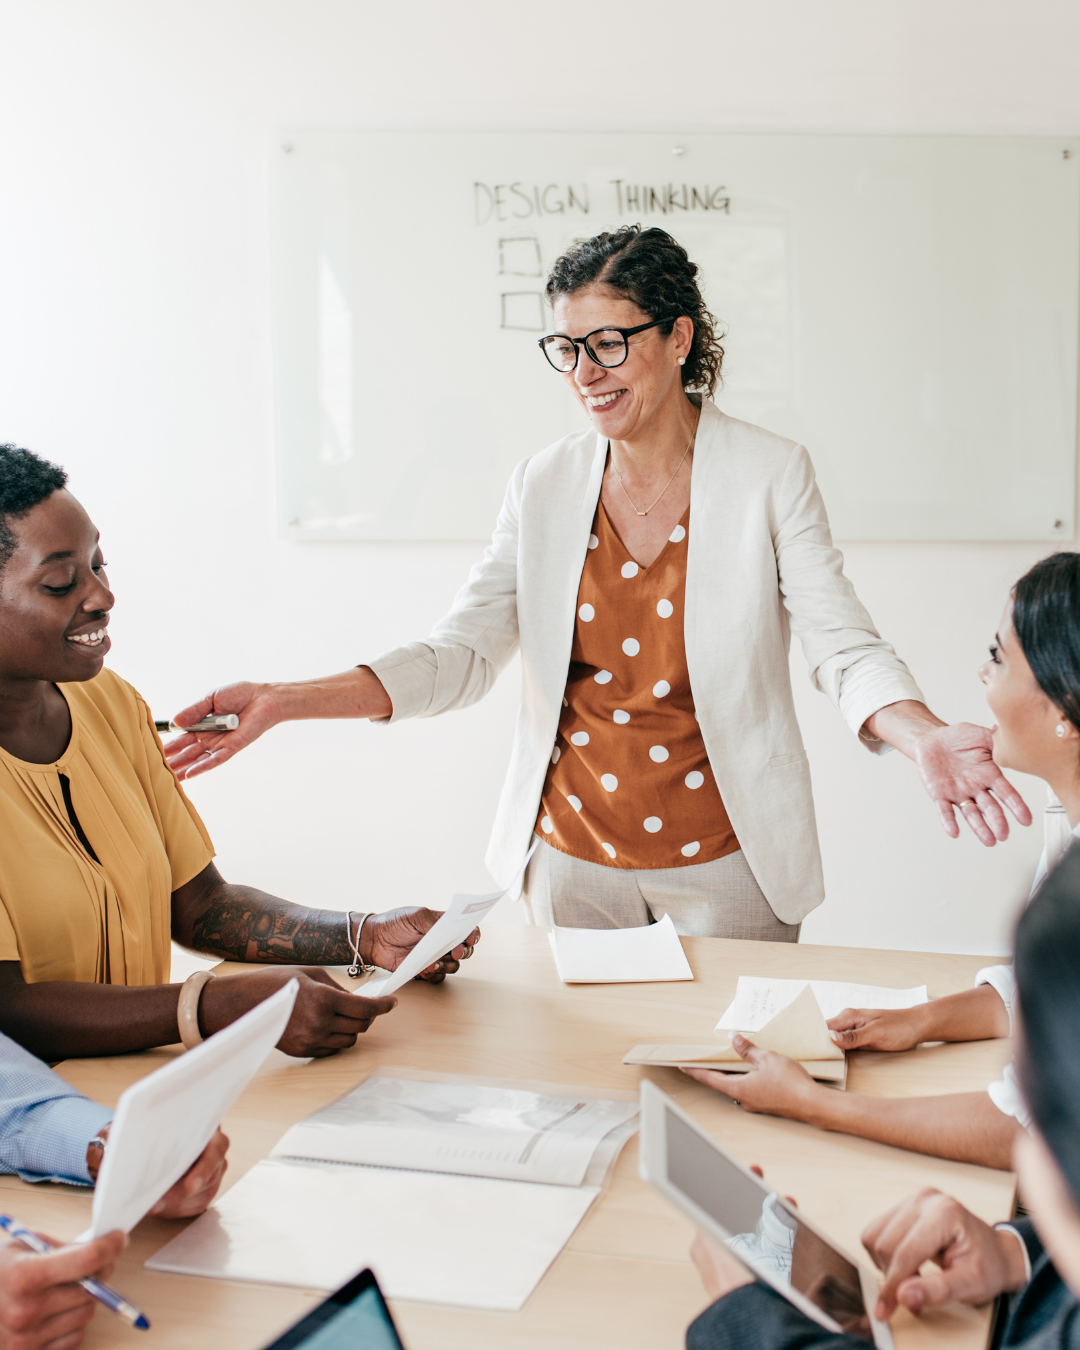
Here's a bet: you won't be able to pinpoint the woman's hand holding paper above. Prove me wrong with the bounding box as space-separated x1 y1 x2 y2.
148 1128 231 1219
363 909 480 983
202 968 397 1058
682 1036 820 1117
827 1006 929 1053
861 1188 1029 1319
828 984 1011 1052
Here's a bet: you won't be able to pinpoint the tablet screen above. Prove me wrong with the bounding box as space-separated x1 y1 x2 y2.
665 1108 872 1339
262 1270 405 1350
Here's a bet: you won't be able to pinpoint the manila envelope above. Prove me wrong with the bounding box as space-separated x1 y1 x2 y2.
623 984 847 1087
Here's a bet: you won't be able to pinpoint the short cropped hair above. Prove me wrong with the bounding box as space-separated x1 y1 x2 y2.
1016 843 1080 1206
0 444 68 572
545 225 724 398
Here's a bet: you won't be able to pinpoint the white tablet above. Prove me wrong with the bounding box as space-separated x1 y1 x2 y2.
638 1081 893 1348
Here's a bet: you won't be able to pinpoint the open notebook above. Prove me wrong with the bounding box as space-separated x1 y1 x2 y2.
625 983 848 1086
147 1069 638 1311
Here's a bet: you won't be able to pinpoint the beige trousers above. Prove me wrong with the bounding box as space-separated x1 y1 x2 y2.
522 840 800 942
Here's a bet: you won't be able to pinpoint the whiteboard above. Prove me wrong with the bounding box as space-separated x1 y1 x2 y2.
270 133 1079 541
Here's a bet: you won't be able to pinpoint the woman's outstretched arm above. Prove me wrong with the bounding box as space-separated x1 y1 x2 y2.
683 1037 1024 1171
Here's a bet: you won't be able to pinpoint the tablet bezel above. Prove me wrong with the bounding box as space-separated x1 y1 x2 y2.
258 1266 405 1350
638 1080 893 1349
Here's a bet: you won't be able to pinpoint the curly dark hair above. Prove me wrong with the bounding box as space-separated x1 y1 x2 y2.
544 225 724 398
0 444 68 572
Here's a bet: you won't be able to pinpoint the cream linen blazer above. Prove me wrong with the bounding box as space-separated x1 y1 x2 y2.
369 400 922 924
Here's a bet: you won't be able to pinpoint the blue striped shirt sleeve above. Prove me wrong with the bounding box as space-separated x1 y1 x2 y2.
0 1034 112 1186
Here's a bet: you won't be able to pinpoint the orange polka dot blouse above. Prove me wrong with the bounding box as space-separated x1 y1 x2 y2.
535 500 739 870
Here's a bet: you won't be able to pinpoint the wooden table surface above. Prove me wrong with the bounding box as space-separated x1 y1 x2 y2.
4 927 1015 1350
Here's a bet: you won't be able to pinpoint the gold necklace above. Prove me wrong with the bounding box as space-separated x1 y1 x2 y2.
612 424 696 516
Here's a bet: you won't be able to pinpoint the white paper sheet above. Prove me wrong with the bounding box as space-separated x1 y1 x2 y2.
146 1157 597 1311
549 913 693 984
715 976 928 1031
82 980 298 1239
272 1072 639 1187
361 842 538 997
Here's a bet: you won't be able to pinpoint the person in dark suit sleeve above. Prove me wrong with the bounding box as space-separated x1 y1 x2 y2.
685 843 1080 1350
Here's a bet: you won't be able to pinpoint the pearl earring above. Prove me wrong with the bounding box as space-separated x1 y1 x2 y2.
677 357 685 366
1057 724 1067 738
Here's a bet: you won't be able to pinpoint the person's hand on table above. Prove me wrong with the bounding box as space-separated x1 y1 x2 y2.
0 1230 126 1349
681 1035 819 1118
911 722 1031 846
148 1128 230 1218
164 682 279 781
861 1188 1029 1319
827 1006 927 1053
362 909 481 984
201 966 397 1058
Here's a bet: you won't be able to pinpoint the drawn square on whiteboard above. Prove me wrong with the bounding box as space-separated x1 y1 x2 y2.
499 237 542 276
501 292 545 331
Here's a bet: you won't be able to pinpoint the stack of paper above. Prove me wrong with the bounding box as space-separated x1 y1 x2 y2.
625 984 847 1085
549 913 693 984
715 976 928 1031
146 1070 638 1311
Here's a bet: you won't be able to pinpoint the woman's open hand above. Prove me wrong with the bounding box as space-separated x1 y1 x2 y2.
164 682 280 781
911 722 1031 846
362 909 480 983
681 1035 820 1119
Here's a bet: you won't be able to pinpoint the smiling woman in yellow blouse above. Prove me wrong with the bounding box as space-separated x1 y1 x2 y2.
0 444 477 1063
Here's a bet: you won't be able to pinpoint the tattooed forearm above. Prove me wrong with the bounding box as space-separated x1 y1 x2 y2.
190 884 354 964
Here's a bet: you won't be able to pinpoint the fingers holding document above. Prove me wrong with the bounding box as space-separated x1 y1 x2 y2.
365 908 482 984
149 1129 230 1219
681 1035 819 1119
202 967 397 1058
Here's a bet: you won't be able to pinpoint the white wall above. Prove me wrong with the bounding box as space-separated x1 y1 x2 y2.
2 0 1078 957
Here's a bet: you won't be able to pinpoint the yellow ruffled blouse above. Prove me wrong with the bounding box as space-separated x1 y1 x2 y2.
0 669 214 986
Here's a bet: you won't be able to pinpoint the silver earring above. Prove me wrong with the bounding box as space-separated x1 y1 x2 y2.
1057 724 1067 738
677 357 685 366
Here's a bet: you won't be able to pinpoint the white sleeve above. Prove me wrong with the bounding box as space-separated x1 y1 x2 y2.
976 964 1017 1034
366 460 525 724
986 1061 1031 1130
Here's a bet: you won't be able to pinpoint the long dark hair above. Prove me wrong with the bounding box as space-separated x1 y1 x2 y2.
1012 552 1080 734
544 225 724 398
1016 844 1080 1205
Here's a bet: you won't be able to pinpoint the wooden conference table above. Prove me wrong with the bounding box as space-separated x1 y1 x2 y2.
1 928 1014 1350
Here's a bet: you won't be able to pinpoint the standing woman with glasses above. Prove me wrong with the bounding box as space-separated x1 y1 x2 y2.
166 226 1029 939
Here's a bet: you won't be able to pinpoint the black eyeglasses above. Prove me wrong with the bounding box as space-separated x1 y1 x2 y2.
537 316 680 372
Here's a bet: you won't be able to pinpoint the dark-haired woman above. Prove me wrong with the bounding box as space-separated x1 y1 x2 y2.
685 843 1080 1350
683 551 1080 1169
0 446 477 1063
166 225 1028 939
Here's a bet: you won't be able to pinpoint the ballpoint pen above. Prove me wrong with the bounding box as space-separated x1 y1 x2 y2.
0 1215 150 1330
153 714 240 733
